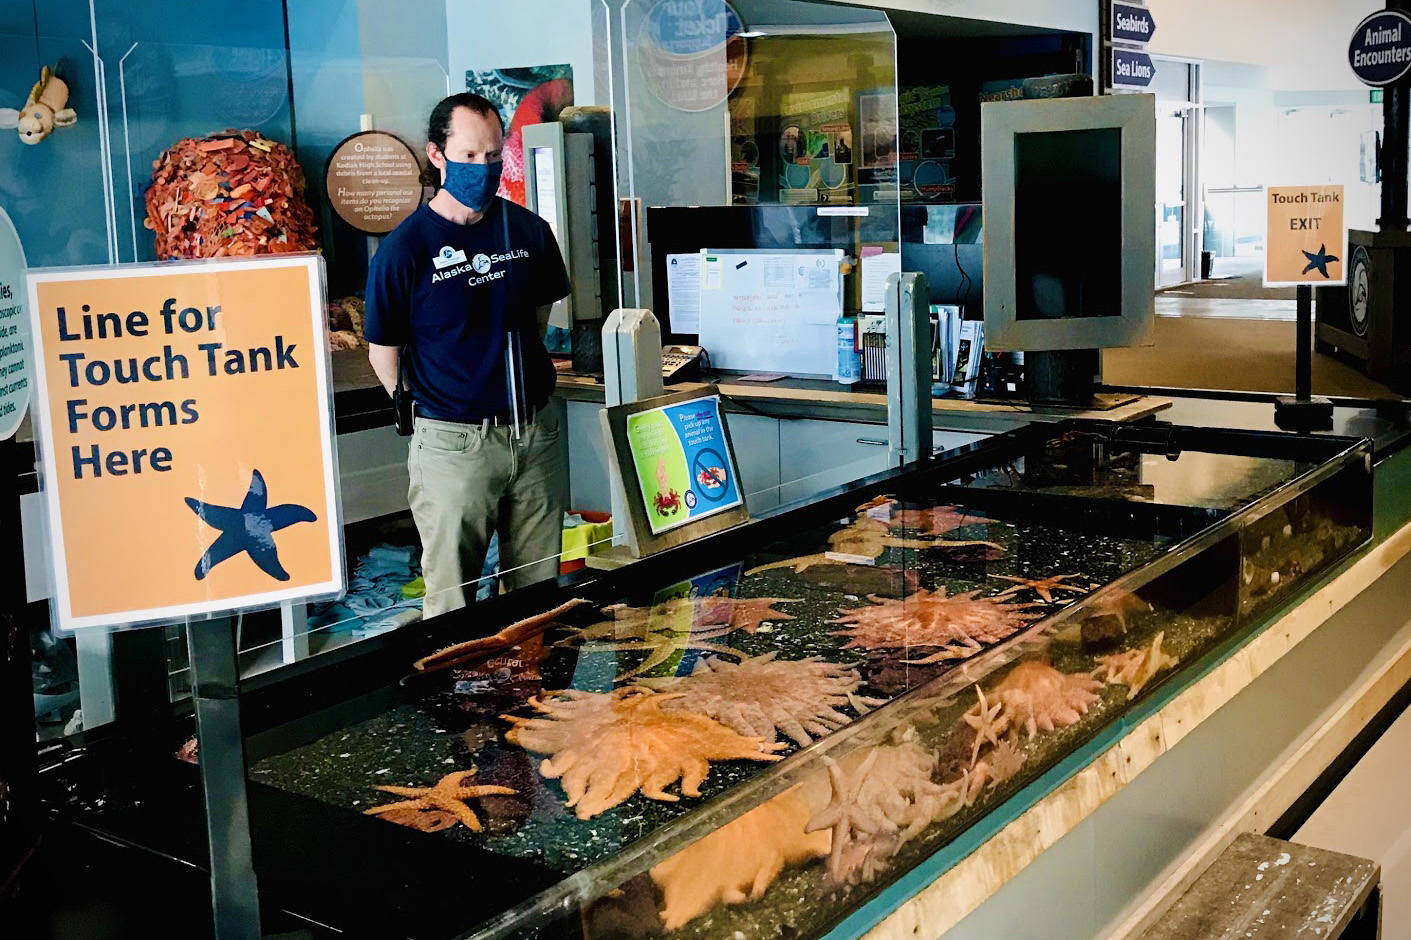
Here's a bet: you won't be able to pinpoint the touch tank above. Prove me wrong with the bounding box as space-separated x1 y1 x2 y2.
47 421 1373 940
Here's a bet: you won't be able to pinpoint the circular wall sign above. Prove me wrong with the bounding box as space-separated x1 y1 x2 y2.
0 207 29 441
1349 245 1372 338
638 0 748 112
1349 10 1411 87
325 130 424 235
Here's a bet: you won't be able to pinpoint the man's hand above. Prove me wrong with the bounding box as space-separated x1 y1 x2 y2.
368 343 401 396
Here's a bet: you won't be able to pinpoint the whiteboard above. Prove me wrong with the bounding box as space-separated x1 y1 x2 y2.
696 249 844 376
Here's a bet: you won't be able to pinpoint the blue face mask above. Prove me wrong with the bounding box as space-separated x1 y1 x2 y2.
441 157 502 212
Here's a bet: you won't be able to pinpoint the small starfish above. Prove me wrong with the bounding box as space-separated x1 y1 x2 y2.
576 634 745 681
992 573 1093 604
364 769 515 833
1093 631 1178 701
1087 591 1153 634
746 553 832 576
726 597 800 633
962 684 1009 766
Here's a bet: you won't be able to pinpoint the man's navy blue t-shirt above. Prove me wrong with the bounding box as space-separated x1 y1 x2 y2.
363 198 570 422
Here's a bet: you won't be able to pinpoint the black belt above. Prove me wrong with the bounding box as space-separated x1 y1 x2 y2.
414 403 542 427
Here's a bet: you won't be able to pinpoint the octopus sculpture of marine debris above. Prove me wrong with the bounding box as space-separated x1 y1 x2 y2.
649 785 831 930
992 573 1094 604
502 687 784 819
363 768 516 833
747 515 1005 577
1093 631 1177 701
805 730 976 887
832 587 1044 665
988 660 1103 738
555 596 799 681
640 652 885 747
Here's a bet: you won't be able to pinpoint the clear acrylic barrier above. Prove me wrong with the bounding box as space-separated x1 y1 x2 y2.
604 0 901 314
10 3 616 736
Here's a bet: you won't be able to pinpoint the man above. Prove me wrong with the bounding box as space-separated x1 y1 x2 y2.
365 93 569 618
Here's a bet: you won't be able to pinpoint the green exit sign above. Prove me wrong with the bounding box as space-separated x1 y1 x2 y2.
1372 89 1385 103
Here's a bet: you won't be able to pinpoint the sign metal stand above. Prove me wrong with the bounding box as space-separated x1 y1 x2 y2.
188 614 262 940
1265 184 1346 431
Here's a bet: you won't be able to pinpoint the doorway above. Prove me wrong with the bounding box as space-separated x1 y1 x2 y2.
1152 59 1201 288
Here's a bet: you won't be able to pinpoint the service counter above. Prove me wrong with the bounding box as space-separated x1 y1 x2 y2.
318 351 1173 524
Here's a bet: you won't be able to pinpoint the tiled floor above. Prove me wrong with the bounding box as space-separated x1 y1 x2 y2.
1103 313 1400 398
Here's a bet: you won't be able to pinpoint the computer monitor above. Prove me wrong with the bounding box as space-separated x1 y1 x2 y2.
981 93 1155 351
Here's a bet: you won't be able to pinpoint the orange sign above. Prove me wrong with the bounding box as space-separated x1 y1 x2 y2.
1265 184 1347 287
25 256 343 631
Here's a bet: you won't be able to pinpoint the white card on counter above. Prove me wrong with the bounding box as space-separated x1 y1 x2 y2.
665 253 702 333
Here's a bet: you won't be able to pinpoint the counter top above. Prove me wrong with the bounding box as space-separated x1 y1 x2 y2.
556 372 1174 433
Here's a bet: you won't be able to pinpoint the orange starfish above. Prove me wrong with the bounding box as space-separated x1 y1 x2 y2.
504 687 784 819
363 768 516 833
888 505 999 536
992 573 1093 604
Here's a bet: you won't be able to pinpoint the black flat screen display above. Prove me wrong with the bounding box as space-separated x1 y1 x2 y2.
1014 128 1122 320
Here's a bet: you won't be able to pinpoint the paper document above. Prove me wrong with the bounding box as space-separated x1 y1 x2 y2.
665 253 702 333
861 248 902 312
697 249 844 375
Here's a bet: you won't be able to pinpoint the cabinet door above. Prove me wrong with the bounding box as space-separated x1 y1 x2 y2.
566 400 612 514
725 413 781 515
778 420 891 507
338 425 412 524
934 429 987 455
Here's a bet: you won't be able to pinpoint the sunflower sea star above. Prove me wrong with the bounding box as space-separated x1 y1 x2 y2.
990 660 1103 738
805 733 968 887
649 785 831 930
502 687 784 819
831 588 1044 665
992 573 1094 604
642 652 884 747
363 768 516 833
1093 631 1178 701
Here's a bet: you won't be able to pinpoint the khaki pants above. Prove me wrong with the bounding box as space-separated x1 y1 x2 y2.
408 405 566 618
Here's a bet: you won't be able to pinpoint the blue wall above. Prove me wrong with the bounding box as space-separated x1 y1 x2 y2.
0 0 295 267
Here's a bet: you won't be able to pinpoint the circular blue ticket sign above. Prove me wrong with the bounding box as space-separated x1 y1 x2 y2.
1349 10 1411 87
0 207 29 441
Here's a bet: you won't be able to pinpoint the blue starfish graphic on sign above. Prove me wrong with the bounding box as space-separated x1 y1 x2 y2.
1301 244 1339 278
185 470 317 582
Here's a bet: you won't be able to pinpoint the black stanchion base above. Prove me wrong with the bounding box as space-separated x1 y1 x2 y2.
1274 395 1335 432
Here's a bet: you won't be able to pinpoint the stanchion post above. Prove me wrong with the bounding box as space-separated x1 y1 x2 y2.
186 614 262 940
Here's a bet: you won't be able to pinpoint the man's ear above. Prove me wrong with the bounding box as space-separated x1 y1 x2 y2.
425 142 443 171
